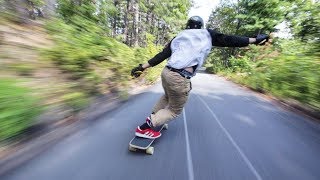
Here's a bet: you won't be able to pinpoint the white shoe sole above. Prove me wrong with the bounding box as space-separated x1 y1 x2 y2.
135 132 161 139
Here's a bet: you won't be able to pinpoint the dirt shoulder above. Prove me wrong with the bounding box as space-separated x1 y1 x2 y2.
0 20 156 175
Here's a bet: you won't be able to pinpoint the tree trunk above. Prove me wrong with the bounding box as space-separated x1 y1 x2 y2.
231 0 242 56
124 0 130 45
151 13 155 34
112 0 119 37
132 0 139 46
156 19 160 45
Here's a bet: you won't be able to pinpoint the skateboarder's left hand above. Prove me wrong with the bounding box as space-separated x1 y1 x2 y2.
131 64 144 78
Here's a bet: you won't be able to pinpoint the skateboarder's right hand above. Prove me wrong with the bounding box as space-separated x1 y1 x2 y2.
131 64 145 78
255 34 269 45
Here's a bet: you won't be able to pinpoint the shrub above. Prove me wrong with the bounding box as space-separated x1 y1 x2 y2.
229 56 252 72
241 39 320 109
214 39 320 110
0 78 42 142
44 18 138 91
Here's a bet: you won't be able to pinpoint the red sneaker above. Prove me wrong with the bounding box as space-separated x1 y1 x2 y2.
135 126 161 139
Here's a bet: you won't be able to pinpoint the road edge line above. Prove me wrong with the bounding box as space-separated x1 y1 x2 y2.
183 108 195 180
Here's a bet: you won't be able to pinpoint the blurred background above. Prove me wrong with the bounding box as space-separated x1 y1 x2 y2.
0 0 319 163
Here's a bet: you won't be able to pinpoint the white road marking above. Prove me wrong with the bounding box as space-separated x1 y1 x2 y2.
197 95 263 180
183 108 195 180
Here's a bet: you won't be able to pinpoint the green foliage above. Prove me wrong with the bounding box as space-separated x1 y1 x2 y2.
44 17 164 92
205 51 226 74
133 33 164 83
285 0 320 41
0 78 42 142
287 1 320 59
45 18 135 80
207 1 239 34
253 59 319 108
236 0 285 35
206 0 320 110
222 39 320 109
55 0 190 47
229 56 252 72
206 0 287 70
56 0 98 23
207 0 285 35
134 33 160 59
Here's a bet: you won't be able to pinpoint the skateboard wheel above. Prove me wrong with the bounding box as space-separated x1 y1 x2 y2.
129 145 137 152
164 124 168 130
146 147 154 155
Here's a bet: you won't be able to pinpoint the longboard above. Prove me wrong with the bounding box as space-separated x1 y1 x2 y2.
129 124 168 155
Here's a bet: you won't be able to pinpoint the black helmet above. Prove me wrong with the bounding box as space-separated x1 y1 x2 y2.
186 16 204 29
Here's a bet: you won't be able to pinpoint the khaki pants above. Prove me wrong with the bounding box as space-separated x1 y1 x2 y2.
150 67 192 127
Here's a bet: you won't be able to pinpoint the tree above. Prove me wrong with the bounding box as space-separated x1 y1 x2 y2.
285 0 319 41
236 0 285 35
206 0 287 68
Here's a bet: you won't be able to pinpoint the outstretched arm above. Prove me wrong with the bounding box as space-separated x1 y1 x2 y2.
207 29 268 47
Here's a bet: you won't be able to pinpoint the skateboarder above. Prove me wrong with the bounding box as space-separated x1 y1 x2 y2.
131 16 269 139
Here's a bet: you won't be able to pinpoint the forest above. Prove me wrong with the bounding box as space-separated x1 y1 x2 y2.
0 0 319 143
205 0 319 112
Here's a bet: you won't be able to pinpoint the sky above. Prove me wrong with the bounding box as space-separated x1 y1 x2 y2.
188 0 220 24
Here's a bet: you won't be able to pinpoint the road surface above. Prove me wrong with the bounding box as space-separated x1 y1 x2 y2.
2 72 320 180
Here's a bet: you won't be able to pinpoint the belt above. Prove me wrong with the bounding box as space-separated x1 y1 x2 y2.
166 66 192 79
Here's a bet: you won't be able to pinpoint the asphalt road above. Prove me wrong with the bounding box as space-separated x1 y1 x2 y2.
2 72 320 180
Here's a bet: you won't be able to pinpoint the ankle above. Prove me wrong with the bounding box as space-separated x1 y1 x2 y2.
146 117 153 127
140 122 150 130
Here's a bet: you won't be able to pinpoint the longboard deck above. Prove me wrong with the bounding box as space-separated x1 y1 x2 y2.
129 137 155 150
129 124 168 152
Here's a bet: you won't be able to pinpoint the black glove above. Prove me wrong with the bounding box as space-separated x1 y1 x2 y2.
255 34 269 45
131 64 144 78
